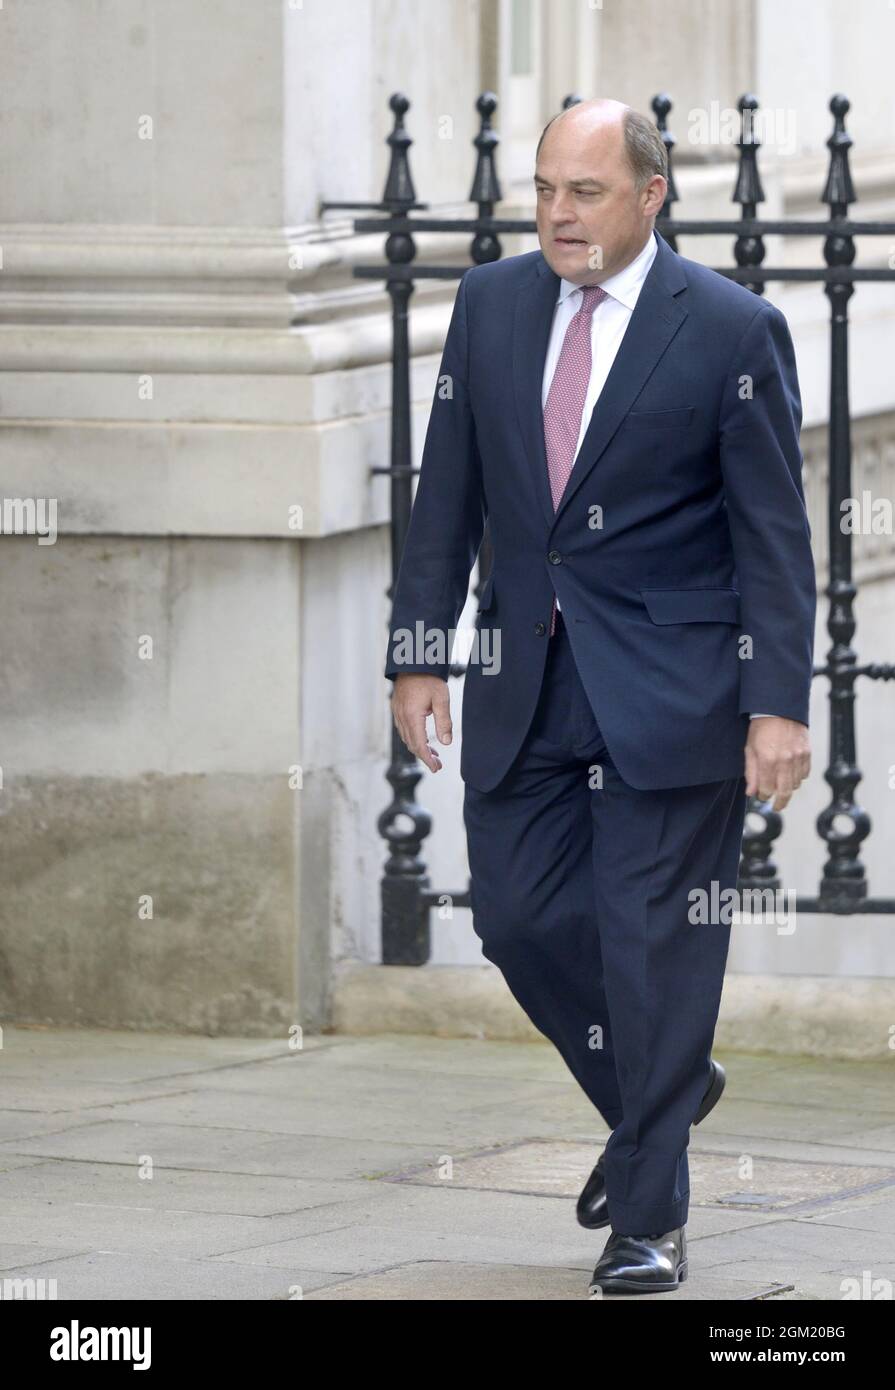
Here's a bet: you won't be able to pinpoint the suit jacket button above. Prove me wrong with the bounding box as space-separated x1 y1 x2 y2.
534 622 546 636
548 550 562 565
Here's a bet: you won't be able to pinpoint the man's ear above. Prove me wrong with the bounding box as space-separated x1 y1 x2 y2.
643 175 667 216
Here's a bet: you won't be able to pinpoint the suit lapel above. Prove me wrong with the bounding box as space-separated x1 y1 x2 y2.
512 257 563 530
512 231 690 534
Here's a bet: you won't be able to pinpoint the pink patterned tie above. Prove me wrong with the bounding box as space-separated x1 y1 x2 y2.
543 284 608 634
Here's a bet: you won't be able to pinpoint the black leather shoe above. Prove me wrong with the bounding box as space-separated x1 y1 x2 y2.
575 1152 608 1229
576 1059 725 1229
694 1058 726 1125
589 1226 687 1296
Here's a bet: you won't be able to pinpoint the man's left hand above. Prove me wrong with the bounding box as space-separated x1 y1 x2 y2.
744 716 811 811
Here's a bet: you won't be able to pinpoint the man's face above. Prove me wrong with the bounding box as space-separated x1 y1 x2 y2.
534 115 665 284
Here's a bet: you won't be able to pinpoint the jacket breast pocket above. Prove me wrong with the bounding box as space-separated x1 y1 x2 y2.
623 407 695 430
640 587 740 625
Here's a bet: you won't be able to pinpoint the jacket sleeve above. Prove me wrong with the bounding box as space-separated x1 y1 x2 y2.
718 302 816 725
383 269 487 682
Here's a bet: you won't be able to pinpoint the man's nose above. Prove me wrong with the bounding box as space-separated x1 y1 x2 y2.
548 193 575 224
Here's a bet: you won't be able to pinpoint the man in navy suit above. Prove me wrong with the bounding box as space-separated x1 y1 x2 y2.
384 98 814 1295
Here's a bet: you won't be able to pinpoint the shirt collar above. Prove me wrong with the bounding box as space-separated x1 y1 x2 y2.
557 229 658 310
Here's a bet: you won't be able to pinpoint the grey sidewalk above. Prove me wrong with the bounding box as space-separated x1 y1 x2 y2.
1 1024 893 1300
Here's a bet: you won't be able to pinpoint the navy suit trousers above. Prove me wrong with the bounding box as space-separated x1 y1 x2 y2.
463 610 747 1236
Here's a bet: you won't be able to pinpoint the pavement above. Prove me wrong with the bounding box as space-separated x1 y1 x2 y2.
1 1024 894 1300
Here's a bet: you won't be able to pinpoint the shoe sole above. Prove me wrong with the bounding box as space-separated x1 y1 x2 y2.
577 1212 611 1230
589 1261 688 1296
576 1196 611 1230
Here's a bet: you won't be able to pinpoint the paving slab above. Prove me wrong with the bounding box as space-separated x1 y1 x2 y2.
0 1249 344 1300
0 1111 116 1143
305 1260 794 1301
691 1130 895 1169
0 1157 386 1219
0 1118 440 1180
63 1077 598 1149
684 1098 895 1144
729 1058 895 1114
806 1194 895 1233
0 1026 296 1080
306 1261 598 1300
689 1210 895 1292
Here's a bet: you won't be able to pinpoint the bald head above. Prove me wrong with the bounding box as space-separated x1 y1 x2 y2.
537 98 628 158
533 97 668 285
537 99 667 191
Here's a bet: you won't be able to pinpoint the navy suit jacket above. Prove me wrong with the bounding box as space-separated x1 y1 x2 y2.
384 228 816 793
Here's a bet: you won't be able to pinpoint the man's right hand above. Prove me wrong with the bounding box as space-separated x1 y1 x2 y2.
391 674 453 773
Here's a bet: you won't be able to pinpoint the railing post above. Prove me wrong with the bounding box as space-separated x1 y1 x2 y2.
652 93 679 252
732 93 780 892
377 94 433 964
816 94 871 905
377 91 506 961
466 93 502 607
732 93 766 296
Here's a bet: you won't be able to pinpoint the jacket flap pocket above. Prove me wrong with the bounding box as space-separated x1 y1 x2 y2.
640 587 740 625
624 407 694 429
476 574 495 611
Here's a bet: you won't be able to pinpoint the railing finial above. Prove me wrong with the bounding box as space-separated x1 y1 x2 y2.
732 93 766 296
382 92 417 211
651 93 678 208
733 93 765 209
469 92 502 265
822 94 856 213
469 92 502 208
651 93 678 251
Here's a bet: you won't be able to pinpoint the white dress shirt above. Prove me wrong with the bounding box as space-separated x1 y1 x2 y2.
541 229 658 453
540 230 769 720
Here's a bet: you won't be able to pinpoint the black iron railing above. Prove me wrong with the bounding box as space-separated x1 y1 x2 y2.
322 90 895 964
